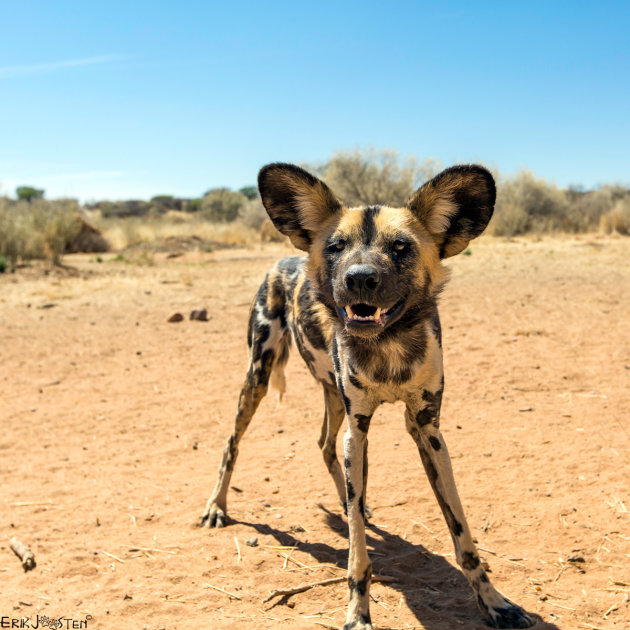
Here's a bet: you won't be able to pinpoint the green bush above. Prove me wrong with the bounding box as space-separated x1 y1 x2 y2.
16 186 45 202
238 185 258 200
187 198 202 212
0 254 7 273
200 188 247 222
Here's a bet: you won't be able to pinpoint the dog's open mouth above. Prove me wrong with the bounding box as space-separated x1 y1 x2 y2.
338 300 405 328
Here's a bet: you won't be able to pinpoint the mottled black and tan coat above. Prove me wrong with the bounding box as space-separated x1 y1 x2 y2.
200 164 534 629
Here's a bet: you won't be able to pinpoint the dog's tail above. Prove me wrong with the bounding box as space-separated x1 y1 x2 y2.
269 332 291 404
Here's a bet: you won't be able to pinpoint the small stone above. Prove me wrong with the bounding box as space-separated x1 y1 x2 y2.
567 555 585 563
244 537 258 547
190 308 209 321
168 313 183 322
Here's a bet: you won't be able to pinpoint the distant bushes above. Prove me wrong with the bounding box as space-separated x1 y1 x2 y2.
311 148 439 207
489 170 630 236
0 198 90 265
3 149 629 268
600 197 630 235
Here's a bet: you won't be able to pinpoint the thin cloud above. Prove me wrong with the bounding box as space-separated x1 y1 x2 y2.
0 54 126 78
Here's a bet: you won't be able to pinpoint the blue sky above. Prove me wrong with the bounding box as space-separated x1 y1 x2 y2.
1 1 628 201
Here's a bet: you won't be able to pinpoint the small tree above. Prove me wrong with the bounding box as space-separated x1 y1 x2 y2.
238 185 258 200
200 188 247 222
311 148 439 207
16 186 44 202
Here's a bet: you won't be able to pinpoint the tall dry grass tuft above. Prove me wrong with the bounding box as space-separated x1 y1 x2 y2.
0 198 82 265
600 198 630 235
92 213 262 251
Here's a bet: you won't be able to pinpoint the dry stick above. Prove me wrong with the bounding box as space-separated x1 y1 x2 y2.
101 551 126 564
263 575 396 603
10 538 36 572
603 602 619 618
234 536 242 563
203 583 242 600
128 546 177 555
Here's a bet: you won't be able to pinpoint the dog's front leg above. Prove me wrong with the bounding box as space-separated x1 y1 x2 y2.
405 403 533 628
343 416 373 630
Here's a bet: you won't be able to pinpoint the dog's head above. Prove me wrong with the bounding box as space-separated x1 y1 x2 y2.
259 163 495 339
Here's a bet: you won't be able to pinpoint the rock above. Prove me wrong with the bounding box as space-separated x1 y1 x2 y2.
190 308 209 321
244 537 258 547
168 313 184 322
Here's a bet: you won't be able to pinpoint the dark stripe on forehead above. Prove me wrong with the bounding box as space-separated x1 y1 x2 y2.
361 205 381 245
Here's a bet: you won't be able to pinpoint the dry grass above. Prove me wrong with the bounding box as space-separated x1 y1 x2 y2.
0 197 81 265
600 198 630 235
90 212 262 251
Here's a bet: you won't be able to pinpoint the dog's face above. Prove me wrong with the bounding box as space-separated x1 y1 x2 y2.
259 163 495 339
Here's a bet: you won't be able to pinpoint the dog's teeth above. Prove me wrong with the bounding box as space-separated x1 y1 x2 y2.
345 305 354 319
374 307 381 319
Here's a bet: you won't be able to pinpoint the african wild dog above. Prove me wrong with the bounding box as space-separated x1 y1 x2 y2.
200 163 534 629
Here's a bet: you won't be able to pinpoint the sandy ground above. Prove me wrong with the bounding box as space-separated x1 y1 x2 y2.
1 236 629 630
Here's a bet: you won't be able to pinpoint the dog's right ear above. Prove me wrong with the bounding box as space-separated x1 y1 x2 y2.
258 163 342 251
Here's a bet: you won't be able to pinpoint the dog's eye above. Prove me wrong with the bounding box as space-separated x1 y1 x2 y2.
393 240 408 253
329 239 346 252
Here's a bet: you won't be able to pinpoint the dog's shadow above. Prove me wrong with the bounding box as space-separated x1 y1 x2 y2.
235 505 558 630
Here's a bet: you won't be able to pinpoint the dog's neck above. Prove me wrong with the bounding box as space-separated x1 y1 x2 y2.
332 297 440 388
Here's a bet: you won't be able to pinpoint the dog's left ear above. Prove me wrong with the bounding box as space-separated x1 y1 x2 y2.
258 163 342 251
408 165 495 258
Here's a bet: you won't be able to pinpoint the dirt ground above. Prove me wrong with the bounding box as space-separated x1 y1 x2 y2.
1 236 629 630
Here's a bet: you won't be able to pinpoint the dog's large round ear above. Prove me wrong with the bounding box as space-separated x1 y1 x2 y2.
408 165 496 258
258 163 342 251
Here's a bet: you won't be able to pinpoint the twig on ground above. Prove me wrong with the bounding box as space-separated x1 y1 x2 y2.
10 538 36 572
263 575 396 603
281 552 309 569
128 546 177 554
234 536 242 562
101 551 126 564
603 602 619 618
203 583 242 600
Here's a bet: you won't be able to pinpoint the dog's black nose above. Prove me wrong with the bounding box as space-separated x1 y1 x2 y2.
345 264 380 292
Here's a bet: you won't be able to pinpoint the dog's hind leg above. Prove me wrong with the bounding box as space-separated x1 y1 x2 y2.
200 276 290 529
318 383 347 509
405 400 534 628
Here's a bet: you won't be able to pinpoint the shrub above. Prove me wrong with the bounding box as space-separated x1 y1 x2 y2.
0 254 7 273
489 203 530 236
600 198 630 235
16 186 44 202
200 188 247 222
0 198 82 265
187 198 202 212
98 200 151 218
238 185 258 200
311 147 439 207
491 170 570 235
239 198 268 229
260 218 286 242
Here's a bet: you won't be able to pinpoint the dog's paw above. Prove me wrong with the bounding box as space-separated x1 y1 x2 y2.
343 615 372 630
479 596 534 628
199 503 227 529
